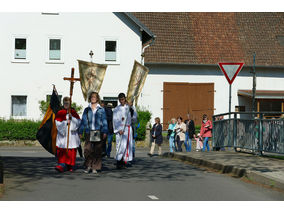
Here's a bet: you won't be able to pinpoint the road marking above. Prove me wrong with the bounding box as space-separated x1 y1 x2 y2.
147 195 159 200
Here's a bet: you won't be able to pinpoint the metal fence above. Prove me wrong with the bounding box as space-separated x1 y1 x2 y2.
212 112 284 154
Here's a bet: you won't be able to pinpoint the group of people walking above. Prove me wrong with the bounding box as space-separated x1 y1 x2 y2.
54 92 137 174
167 114 212 153
53 91 213 173
147 113 213 156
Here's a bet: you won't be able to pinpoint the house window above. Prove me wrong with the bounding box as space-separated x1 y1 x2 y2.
105 41 117 61
14 38 27 59
103 97 118 108
11 96 27 116
49 39 61 60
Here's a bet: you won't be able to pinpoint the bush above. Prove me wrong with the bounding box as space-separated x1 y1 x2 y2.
195 125 201 134
0 119 41 141
136 107 152 141
0 107 152 142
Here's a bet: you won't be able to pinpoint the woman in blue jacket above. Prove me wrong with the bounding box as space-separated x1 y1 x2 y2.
79 92 108 174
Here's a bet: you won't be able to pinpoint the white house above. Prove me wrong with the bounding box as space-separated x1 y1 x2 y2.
134 12 284 127
0 12 155 120
1 12 284 127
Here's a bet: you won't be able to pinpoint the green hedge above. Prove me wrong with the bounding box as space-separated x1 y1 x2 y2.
136 107 152 141
0 107 152 142
0 119 41 141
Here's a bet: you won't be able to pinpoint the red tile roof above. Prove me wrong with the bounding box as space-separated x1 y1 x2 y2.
132 12 284 66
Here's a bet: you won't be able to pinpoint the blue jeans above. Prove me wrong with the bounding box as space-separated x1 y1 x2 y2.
202 137 210 152
169 136 175 153
184 132 192 152
106 134 113 157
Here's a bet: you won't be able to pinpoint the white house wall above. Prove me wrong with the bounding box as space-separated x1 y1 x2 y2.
0 13 142 120
139 64 284 124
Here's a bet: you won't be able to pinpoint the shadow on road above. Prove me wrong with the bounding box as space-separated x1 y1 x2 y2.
2 153 200 191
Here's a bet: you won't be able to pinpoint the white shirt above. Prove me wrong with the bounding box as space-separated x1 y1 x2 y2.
113 104 137 134
55 114 81 149
89 103 101 130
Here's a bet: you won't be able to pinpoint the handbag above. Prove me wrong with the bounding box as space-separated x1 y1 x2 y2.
89 130 101 142
167 129 173 140
86 108 101 142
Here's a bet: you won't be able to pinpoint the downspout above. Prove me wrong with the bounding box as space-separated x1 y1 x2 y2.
141 35 156 65
140 34 156 106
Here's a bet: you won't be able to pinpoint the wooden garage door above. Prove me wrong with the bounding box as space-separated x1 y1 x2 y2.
163 82 214 130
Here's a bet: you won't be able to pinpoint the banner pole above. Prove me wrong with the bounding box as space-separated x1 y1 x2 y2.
228 83 232 147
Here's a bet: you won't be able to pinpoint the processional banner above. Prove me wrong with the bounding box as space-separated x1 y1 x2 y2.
126 60 149 106
78 60 107 101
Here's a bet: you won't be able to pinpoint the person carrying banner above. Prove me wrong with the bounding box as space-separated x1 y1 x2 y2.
36 86 61 155
55 97 81 172
113 93 137 169
79 92 108 174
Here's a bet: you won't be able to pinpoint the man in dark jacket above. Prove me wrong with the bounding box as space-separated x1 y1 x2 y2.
184 113 195 152
105 103 114 158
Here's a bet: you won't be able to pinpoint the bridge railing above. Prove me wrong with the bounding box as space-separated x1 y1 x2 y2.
212 112 284 154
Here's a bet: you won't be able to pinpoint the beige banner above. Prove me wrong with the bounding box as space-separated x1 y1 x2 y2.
78 60 107 101
126 60 149 106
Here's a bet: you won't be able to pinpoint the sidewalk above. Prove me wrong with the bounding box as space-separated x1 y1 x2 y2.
163 150 284 191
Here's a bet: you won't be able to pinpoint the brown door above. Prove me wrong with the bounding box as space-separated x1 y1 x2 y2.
163 82 214 130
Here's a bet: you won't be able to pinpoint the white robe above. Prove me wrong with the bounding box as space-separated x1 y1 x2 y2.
113 104 137 162
55 114 81 149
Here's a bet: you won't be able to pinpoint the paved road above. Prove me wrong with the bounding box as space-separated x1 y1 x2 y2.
1 146 284 201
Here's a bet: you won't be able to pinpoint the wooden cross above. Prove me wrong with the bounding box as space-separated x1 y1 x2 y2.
63 67 80 152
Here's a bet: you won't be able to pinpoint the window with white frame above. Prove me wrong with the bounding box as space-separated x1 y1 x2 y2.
49 39 61 60
14 38 27 59
105 40 117 61
103 97 118 108
11 96 27 116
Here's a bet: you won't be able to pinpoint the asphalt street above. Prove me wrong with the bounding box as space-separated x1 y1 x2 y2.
1 146 284 201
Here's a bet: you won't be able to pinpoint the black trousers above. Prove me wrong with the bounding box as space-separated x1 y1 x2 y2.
176 136 183 152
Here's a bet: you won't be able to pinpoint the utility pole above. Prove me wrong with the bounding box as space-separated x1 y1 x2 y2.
252 52 256 116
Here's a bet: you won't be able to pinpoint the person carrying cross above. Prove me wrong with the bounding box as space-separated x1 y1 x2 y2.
55 97 81 172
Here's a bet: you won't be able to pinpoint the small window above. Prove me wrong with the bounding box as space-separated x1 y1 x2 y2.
103 97 118 108
14 38 26 59
11 96 27 116
105 41 117 61
49 39 61 60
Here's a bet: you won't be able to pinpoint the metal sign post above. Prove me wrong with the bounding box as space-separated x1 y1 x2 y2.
229 84 232 119
218 62 244 147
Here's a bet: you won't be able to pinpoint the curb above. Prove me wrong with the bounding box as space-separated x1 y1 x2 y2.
0 140 41 147
162 152 284 191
